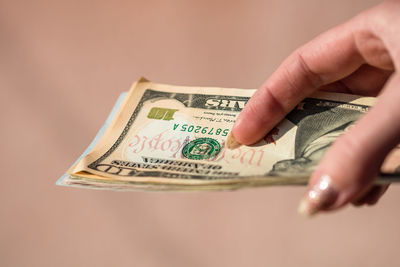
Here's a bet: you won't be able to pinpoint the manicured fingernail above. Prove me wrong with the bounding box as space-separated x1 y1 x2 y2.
298 175 338 217
226 132 241 149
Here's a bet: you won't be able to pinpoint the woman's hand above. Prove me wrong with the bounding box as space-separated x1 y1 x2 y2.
229 0 400 216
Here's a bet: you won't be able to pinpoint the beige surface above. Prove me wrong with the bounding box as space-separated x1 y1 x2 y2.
1 0 399 266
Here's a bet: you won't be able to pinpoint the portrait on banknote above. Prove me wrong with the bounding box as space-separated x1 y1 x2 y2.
269 98 368 176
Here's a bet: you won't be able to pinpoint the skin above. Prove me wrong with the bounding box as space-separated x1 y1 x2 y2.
231 0 400 212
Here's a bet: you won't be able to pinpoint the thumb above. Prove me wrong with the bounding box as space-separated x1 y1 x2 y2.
298 73 400 216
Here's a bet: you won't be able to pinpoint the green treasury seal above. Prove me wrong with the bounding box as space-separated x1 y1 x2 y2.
182 138 222 160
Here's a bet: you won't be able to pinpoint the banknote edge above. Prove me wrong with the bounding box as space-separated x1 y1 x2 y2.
56 92 128 186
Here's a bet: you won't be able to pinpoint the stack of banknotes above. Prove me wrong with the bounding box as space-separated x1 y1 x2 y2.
57 78 400 191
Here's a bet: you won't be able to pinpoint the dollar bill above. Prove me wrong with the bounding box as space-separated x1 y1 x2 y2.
57 78 400 191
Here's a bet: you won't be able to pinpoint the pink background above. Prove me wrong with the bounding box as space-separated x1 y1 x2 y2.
1 0 399 266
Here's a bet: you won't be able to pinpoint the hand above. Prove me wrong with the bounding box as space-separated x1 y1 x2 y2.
229 0 400 216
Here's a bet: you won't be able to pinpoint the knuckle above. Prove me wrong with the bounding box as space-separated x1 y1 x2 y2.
243 96 272 125
329 133 378 185
260 85 288 117
294 50 324 88
336 133 363 160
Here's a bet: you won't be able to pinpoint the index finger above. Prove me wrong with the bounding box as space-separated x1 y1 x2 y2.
230 18 366 146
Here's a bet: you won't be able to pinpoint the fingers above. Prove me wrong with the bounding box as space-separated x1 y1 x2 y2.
298 73 400 216
231 20 365 145
351 185 389 206
319 65 392 95
340 64 393 96
365 185 389 205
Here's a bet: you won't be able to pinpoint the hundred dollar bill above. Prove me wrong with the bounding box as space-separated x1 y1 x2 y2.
58 78 400 191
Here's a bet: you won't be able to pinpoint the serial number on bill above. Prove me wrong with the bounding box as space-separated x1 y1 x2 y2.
173 124 229 136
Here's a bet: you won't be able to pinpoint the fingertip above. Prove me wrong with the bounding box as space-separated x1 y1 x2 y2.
226 132 242 149
231 111 266 146
231 82 293 146
298 174 339 216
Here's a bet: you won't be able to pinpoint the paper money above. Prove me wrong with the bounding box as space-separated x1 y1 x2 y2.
57 78 400 191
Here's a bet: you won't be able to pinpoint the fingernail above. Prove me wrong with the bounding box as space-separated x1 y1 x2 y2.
298 174 338 217
226 132 242 149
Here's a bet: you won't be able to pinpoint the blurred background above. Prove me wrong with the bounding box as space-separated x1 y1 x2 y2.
1 0 399 266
